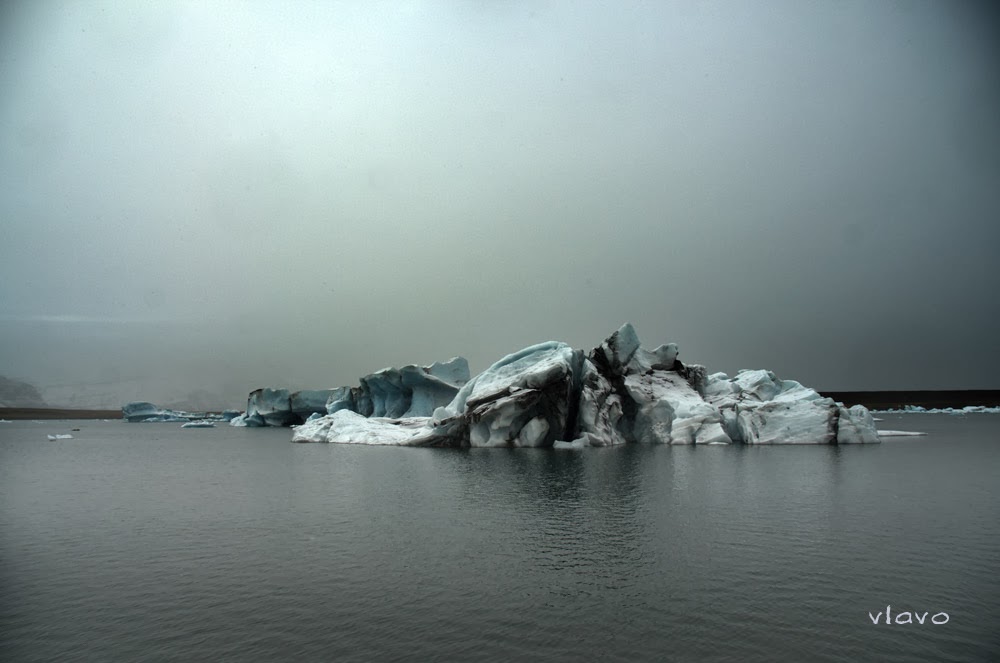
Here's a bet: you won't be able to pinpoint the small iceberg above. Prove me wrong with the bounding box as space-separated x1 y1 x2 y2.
47 434 73 440
553 438 588 450
874 405 1000 414
181 420 216 428
877 430 928 437
123 402 231 423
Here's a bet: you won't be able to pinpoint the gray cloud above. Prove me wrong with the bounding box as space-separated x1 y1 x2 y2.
1 0 998 407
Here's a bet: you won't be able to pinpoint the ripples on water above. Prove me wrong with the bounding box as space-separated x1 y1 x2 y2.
1 415 998 662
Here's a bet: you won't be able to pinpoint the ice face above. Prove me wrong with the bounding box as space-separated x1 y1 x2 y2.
575 358 629 446
356 361 467 419
624 371 731 445
246 388 297 427
290 390 337 421
445 342 575 416
324 386 355 415
237 358 470 427
441 342 578 448
736 398 838 445
594 322 641 375
837 404 881 444
701 369 878 444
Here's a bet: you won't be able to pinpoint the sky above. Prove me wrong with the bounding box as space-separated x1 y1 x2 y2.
1 0 998 408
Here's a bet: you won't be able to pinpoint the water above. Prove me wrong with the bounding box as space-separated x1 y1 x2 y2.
1 415 998 662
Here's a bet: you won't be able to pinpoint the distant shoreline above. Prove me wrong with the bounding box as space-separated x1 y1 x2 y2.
3 390 999 420
820 390 1000 410
0 407 123 420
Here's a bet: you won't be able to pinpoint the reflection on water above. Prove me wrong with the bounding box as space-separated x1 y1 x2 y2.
1 416 998 662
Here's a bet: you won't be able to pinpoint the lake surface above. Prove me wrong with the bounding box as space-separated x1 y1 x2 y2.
1 415 998 662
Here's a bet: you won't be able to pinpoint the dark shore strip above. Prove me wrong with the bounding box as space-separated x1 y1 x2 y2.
821 390 1000 410
0 408 122 420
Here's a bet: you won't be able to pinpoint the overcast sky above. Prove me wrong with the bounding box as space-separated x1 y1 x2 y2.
1 0 998 407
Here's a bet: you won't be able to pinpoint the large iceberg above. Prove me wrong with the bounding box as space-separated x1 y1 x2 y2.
288 323 880 447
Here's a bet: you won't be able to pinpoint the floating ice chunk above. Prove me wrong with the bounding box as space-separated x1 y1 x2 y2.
553 437 588 450
47 434 73 440
181 420 215 428
228 412 264 427
837 405 880 444
873 405 1000 414
291 409 453 446
877 430 928 437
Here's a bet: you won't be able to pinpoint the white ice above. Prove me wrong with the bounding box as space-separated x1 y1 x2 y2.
438 341 577 448
291 410 441 446
873 405 1000 414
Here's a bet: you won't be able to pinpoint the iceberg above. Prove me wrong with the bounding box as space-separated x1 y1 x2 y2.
272 323 882 447
181 420 216 428
124 402 236 423
47 433 73 440
837 405 881 444
122 401 198 423
553 437 588 450
233 357 471 429
873 405 1000 414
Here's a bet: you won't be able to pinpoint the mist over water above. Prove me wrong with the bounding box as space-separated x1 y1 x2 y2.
1 1 998 406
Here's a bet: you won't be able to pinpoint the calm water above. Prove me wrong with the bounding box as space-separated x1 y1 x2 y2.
1 415 998 662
